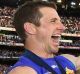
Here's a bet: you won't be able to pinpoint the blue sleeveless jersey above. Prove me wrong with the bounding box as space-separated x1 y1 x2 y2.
6 55 76 74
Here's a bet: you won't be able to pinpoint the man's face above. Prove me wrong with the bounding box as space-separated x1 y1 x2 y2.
35 7 65 53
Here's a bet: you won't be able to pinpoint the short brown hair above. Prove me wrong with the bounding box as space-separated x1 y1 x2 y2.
13 1 57 43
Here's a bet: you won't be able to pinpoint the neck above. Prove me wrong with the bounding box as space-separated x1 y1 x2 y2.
25 47 55 59
24 44 55 59
24 38 55 59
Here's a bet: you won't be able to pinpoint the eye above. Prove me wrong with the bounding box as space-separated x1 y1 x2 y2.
50 18 57 23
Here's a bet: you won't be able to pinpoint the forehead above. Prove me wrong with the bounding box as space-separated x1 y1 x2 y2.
39 7 60 20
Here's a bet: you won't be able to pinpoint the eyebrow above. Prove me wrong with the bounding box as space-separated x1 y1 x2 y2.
50 18 61 22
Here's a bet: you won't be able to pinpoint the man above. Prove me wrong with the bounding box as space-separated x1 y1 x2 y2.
7 1 80 74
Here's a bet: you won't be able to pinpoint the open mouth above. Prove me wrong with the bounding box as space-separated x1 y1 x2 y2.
51 35 61 39
51 35 61 45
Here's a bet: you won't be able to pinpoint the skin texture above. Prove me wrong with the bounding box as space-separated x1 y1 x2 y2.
24 7 65 58
8 6 80 74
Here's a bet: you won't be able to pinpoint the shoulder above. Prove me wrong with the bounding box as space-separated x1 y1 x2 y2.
61 54 77 67
8 66 37 74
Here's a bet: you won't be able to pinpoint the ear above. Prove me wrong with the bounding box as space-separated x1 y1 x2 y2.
24 22 36 35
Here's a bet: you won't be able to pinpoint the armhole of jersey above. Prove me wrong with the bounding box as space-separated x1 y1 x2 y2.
60 55 76 69
55 55 76 71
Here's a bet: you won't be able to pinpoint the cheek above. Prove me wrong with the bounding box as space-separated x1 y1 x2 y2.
36 28 50 42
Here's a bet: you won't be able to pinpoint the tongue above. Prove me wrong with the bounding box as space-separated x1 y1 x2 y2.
51 37 60 45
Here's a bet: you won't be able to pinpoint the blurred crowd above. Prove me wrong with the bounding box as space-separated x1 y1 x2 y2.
61 16 80 34
0 7 16 28
0 7 16 16
0 48 22 58
0 64 9 74
60 39 80 47
0 34 22 45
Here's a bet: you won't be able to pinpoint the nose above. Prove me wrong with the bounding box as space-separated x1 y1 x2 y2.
57 22 66 32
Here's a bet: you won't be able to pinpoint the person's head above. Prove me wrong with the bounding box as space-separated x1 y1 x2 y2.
13 1 57 42
13 1 65 53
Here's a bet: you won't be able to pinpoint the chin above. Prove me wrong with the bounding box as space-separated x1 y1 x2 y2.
51 47 59 53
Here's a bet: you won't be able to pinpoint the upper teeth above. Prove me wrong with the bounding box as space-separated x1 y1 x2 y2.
52 35 61 37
